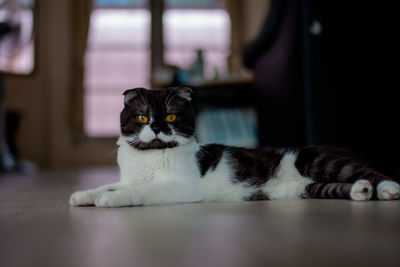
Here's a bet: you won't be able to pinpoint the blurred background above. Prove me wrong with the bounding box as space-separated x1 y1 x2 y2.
0 0 398 178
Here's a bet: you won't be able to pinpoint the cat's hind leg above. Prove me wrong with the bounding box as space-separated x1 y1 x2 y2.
354 171 400 201
377 181 400 200
69 183 127 206
295 146 398 201
350 179 373 201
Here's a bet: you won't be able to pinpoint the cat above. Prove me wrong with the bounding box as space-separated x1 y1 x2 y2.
69 87 400 207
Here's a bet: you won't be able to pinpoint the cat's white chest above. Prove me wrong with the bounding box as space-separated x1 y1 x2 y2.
117 136 200 185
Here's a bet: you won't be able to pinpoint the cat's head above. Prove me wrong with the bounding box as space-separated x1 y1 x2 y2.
120 87 195 150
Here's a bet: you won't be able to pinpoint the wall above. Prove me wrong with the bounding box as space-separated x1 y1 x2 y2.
6 0 116 169
242 0 271 43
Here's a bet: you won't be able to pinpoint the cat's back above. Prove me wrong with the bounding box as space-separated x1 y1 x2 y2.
196 144 303 201
196 144 289 181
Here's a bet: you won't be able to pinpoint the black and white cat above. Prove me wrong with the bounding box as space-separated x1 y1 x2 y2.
70 87 400 207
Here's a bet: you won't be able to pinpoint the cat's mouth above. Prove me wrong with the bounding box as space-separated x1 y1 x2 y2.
128 137 179 150
151 138 164 146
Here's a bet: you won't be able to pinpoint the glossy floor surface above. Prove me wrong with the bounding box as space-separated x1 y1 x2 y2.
1 168 400 267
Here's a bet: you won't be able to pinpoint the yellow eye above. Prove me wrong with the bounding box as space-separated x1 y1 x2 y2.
137 115 149 124
166 113 176 122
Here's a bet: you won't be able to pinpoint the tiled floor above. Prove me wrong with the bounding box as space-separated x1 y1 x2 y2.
1 168 400 267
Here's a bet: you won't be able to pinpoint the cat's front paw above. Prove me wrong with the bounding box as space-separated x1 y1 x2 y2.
94 190 140 208
350 179 373 201
377 181 400 200
69 191 97 206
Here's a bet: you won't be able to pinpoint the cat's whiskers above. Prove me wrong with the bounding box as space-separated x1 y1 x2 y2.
128 139 143 147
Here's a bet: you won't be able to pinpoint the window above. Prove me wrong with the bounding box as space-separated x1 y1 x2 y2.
84 0 231 137
84 0 150 136
164 9 230 80
0 0 35 74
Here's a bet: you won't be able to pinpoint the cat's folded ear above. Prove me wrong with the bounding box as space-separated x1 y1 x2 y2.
173 87 193 101
123 88 140 105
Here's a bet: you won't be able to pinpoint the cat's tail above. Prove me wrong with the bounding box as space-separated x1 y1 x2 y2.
306 181 375 201
305 182 356 200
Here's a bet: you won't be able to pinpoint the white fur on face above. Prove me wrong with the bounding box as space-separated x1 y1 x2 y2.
137 124 192 145
139 125 156 143
158 131 192 145
158 132 174 143
170 128 192 145
173 134 191 145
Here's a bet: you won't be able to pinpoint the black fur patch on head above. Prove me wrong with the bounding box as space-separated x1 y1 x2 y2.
120 87 195 150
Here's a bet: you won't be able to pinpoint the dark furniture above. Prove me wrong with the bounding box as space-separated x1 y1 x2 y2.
243 0 399 177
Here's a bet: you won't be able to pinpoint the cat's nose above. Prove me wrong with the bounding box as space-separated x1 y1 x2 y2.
151 125 161 135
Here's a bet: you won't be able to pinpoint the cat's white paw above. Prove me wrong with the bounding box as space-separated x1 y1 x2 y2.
377 181 400 200
69 191 97 206
94 190 140 208
350 179 373 201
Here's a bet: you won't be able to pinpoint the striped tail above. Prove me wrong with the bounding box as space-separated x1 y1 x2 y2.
305 183 353 199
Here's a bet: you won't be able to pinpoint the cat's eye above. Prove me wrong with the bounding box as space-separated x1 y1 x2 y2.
137 115 149 124
165 113 176 122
